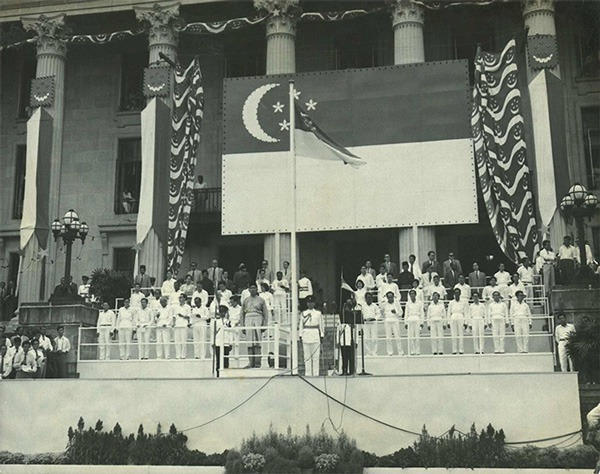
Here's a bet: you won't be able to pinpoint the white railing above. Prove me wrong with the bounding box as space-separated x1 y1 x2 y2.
337 313 555 357
78 324 292 371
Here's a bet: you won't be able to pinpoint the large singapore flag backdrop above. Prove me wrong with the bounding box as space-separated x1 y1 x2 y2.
222 60 478 235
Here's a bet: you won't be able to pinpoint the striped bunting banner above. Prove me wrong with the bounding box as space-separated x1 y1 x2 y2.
472 39 540 264
166 58 204 274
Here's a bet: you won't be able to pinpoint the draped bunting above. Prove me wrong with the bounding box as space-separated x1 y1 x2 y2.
166 58 204 274
472 39 540 264
0 37 37 52
179 14 268 34
66 29 143 44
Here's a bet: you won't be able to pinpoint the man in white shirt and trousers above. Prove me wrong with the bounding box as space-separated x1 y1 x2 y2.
300 296 324 376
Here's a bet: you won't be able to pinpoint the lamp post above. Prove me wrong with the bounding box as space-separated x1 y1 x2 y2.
559 183 598 282
51 209 89 286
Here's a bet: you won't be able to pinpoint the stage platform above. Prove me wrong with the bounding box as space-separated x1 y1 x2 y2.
0 372 581 457
77 352 555 379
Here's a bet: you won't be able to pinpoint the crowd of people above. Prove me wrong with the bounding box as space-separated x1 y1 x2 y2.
0 324 71 380
83 243 585 376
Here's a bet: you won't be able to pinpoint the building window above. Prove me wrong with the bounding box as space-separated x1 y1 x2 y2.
575 7 599 78
113 247 135 280
115 138 142 214
17 54 36 119
12 145 26 219
582 107 600 190
119 51 147 112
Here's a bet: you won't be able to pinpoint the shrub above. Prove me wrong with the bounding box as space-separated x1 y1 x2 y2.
89 268 133 307
227 425 365 474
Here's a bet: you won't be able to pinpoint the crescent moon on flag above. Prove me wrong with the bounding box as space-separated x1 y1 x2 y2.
242 83 281 143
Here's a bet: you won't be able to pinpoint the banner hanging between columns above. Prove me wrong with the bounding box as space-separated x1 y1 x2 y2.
166 58 204 274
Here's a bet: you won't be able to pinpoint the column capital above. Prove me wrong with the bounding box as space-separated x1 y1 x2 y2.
21 13 68 58
254 0 300 17
522 0 555 19
389 0 424 29
255 0 300 37
135 2 181 48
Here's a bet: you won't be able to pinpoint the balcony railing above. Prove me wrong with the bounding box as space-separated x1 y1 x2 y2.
191 187 221 213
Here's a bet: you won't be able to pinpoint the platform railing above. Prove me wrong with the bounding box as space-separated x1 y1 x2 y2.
77 324 292 371
335 313 555 357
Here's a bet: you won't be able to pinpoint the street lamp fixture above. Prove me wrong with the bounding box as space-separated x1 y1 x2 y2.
51 209 89 290
559 183 598 283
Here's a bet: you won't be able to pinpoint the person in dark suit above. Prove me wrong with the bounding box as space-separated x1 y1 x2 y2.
468 262 487 292
134 265 153 295
381 254 397 277
442 252 463 281
421 251 440 274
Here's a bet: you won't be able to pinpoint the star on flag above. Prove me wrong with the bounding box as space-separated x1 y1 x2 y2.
279 120 291 131
305 99 317 111
291 88 301 100
272 101 284 113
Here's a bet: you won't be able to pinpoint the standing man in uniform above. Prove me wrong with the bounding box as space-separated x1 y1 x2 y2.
191 296 209 360
469 292 487 354
380 291 404 356
427 291 447 355
488 291 509 354
241 283 269 368
298 270 313 311
447 288 468 355
173 294 191 359
116 299 135 360
404 289 424 356
510 290 532 353
555 314 576 372
337 299 355 376
361 292 380 357
300 296 324 376
96 302 116 360
154 297 173 360
135 298 153 360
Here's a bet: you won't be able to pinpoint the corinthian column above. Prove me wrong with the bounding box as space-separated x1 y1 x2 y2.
135 2 180 66
134 2 181 282
389 1 434 266
255 0 299 75
19 14 68 301
254 0 299 276
390 0 425 65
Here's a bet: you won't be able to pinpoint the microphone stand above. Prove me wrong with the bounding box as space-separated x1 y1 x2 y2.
355 307 370 376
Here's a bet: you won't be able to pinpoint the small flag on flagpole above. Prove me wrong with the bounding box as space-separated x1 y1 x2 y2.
295 102 365 168
340 272 354 293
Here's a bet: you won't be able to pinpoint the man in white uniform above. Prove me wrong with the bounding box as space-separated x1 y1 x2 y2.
271 271 289 324
380 291 404 356
154 297 173 360
554 314 575 372
96 302 116 360
448 288 468 354
488 291 509 353
510 290 532 353
130 283 144 309
361 292 380 356
427 291 447 355
298 270 313 311
378 273 400 304
161 271 177 298
173 294 191 359
116 299 135 360
469 292 487 354
300 296 324 376
404 290 424 356
517 257 535 301
191 296 210 359
135 298 154 359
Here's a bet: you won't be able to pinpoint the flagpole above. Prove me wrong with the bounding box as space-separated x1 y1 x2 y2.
289 79 299 375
